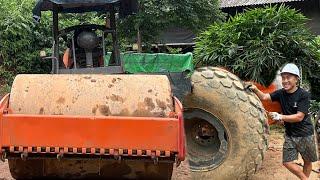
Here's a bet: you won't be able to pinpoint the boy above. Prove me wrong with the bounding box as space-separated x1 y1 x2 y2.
249 63 318 180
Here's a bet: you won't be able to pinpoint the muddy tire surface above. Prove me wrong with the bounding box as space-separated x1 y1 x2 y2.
183 67 269 180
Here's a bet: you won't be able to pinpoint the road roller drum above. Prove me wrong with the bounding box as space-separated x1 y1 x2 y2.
10 74 173 117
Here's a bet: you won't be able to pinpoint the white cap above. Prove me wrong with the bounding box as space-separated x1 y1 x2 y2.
280 63 300 78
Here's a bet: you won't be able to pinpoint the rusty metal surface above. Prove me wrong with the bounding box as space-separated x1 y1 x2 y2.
9 159 173 179
9 74 173 117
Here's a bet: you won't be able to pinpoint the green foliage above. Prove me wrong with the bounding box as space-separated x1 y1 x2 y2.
0 0 104 86
59 12 104 29
0 0 224 85
0 83 11 97
310 100 320 116
309 100 320 125
270 124 285 133
167 47 182 54
194 5 320 88
118 0 225 48
315 36 320 59
305 36 320 100
0 0 52 85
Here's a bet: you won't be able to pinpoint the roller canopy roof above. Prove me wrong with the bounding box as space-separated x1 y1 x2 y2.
33 0 138 22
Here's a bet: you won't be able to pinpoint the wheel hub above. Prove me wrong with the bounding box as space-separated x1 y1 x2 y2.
184 109 229 171
192 122 216 146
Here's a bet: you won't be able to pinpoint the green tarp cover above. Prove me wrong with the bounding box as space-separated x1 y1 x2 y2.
104 53 194 73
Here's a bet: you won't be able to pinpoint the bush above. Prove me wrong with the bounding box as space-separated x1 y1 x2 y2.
0 0 105 86
194 5 320 90
0 0 52 85
0 83 11 97
306 36 320 100
118 0 225 50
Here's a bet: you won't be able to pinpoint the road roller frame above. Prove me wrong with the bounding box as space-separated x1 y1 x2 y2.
0 94 185 163
33 0 138 74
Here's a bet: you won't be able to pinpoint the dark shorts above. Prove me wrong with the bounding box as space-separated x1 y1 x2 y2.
283 135 318 163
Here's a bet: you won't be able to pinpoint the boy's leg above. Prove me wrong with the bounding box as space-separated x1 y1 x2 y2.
299 135 318 177
302 159 312 177
283 135 308 179
283 161 308 180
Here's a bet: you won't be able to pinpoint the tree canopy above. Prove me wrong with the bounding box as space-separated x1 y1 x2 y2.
194 5 320 100
118 0 225 46
0 0 224 87
0 0 52 86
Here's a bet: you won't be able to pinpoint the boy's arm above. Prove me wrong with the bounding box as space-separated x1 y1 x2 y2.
246 84 272 101
281 112 305 123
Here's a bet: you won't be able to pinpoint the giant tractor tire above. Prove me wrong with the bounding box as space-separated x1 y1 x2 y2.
183 67 269 180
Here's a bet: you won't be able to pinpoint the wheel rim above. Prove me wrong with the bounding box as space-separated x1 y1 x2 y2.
184 108 229 171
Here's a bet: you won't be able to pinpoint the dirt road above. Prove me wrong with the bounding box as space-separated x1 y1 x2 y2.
172 129 319 180
248 131 319 180
0 130 318 179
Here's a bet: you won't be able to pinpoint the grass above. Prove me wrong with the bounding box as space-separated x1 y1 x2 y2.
270 124 285 134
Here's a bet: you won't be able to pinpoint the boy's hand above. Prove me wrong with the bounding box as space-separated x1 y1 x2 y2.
269 112 282 121
244 82 257 92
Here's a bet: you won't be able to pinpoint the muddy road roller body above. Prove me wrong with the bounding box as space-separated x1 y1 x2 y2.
0 0 273 179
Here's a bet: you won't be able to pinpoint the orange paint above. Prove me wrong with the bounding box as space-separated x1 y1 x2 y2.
62 48 72 68
0 95 185 162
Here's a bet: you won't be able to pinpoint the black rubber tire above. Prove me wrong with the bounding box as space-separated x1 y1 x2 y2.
183 67 269 180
